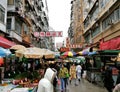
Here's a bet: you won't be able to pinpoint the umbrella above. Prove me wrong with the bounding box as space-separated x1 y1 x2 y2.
0 47 11 57
78 50 89 55
15 47 44 58
43 49 55 59
0 47 6 57
78 51 83 55
55 53 60 58
0 57 4 66
76 56 86 64
54 52 60 58
10 45 26 51
61 51 77 57
82 50 89 55
88 51 97 56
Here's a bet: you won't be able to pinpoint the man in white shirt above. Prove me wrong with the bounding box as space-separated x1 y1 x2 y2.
76 64 82 82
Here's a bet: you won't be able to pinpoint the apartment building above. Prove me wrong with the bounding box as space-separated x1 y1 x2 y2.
0 0 15 48
0 0 7 34
68 0 84 51
83 0 120 50
5 0 51 49
69 0 120 51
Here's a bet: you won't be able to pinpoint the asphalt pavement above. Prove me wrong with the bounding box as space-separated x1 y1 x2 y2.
56 79 108 92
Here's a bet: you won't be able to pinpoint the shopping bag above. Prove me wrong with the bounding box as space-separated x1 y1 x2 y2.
66 73 70 78
57 79 61 85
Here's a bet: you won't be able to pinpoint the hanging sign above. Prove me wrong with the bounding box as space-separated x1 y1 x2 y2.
34 31 63 37
60 47 70 52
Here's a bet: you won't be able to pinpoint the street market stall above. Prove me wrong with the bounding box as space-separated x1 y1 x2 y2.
85 50 120 86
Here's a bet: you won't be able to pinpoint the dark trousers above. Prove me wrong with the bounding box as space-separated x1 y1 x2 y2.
64 78 68 88
106 87 112 92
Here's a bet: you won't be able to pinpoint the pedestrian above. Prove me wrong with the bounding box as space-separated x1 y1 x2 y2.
76 64 82 82
64 63 70 86
116 70 120 85
37 68 57 92
103 65 114 92
58 64 69 92
69 63 77 86
113 70 120 92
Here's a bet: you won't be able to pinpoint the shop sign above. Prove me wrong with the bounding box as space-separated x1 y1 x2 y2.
66 44 82 48
34 31 63 37
60 47 70 52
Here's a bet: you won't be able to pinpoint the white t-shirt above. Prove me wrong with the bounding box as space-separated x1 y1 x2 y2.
76 65 82 73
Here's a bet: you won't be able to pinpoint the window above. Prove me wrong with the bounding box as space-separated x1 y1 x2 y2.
85 34 90 43
102 6 120 30
102 19 107 30
114 7 120 22
23 23 29 35
8 0 14 5
7 18 12 30
92 26 100 37
100 0 110 9
15 19 22 34
0 4 5 23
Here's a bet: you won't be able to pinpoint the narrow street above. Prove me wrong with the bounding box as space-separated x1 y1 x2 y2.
57 79 107 92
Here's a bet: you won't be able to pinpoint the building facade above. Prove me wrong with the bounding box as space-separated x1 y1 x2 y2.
0 0 15 48
68 0 84 51
83 0 120 50
0 0 7 34
0 0 54 50
69 0 120 51
6 0 51 48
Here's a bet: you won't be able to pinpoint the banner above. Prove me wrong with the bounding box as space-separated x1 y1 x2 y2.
66 44 82 48
34 31 63 37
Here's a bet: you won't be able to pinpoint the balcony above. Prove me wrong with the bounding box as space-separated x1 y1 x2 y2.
9 31 22 42
7 0 22 11
27 0 34 6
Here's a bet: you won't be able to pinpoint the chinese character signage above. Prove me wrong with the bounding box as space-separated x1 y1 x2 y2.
33 31 63 37
66 44 82 48
60 47 70 52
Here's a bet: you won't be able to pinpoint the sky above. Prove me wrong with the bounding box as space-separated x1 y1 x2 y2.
47 0 71 45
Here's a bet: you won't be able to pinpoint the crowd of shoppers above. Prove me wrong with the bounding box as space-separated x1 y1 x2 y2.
36 61 120 92
37 62 83 92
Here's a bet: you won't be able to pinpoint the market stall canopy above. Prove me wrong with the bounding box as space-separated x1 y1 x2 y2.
98 50 120 56
100 36 120 50
78 51 89 55
88 51 97 56
78 47 90 56
54 52 60 58
43 49 55 59
0 36 15 48
75 56 86 64
15 47 44 58
10 45 26 51
61 51 77 57
0 57 4 66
